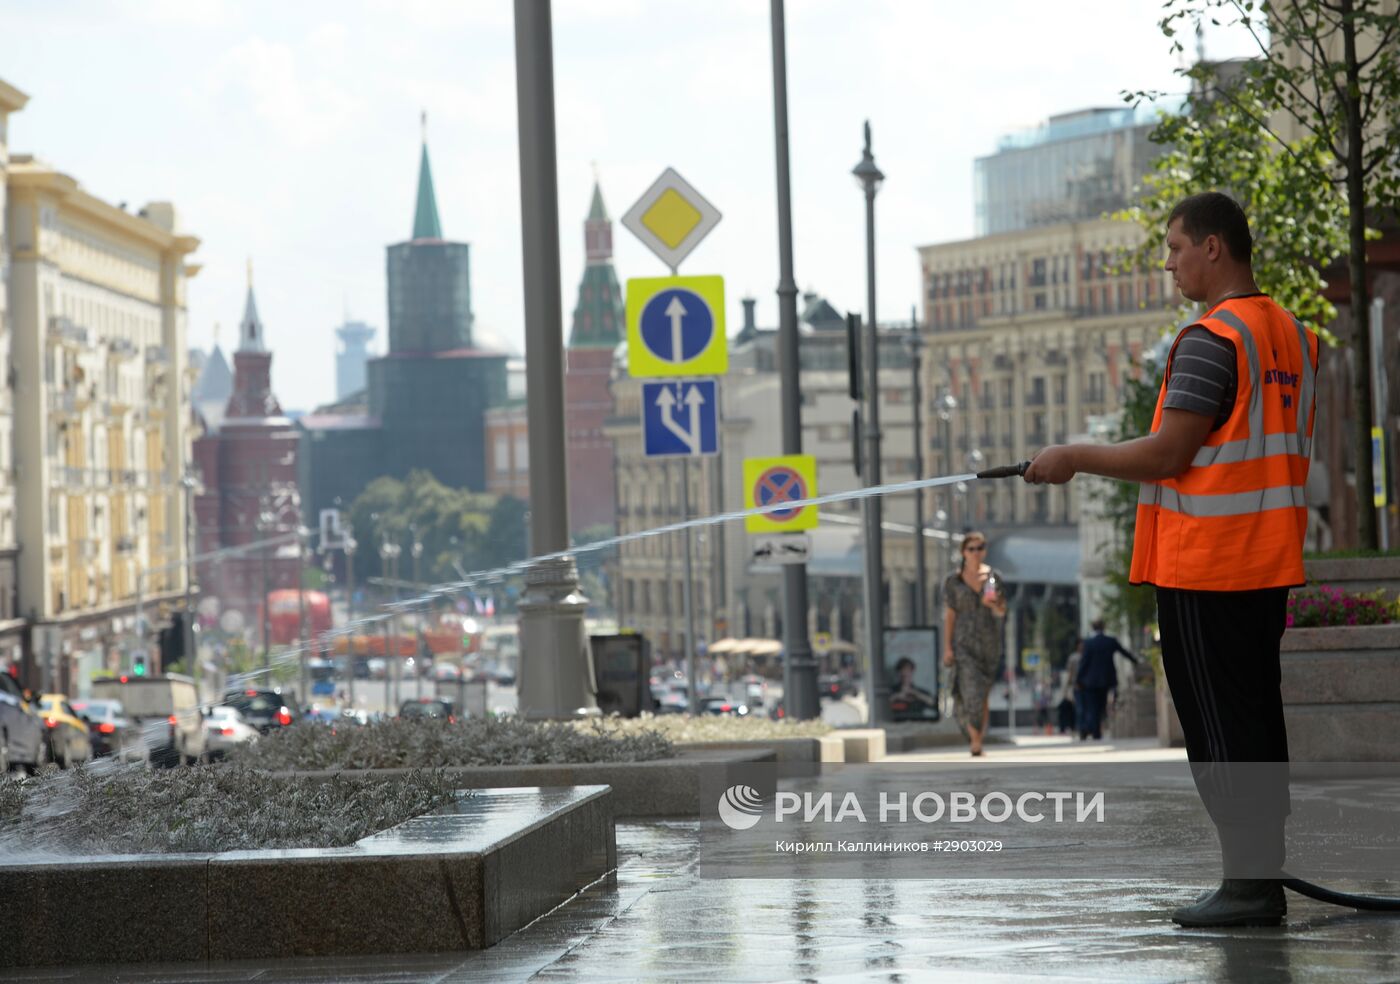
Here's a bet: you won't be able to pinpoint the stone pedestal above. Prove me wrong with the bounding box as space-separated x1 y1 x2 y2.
516 556 598 719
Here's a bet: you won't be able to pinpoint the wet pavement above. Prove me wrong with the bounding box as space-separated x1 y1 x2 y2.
13 739 1400 983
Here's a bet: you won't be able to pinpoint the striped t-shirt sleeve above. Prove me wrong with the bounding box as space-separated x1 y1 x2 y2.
1163 327 1237 430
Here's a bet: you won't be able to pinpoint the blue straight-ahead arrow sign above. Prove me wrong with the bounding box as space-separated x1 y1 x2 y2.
642 380 719 457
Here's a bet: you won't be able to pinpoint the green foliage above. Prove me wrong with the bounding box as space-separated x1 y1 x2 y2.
1097 366 1165 642
346 472 525 589
1140 0 1400 547
1119 60 1346 335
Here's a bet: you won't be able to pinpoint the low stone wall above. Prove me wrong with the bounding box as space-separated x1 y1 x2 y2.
1281 624 1400 761
0 786 615 968
678 735 845 766
276 747 776 818
1303 556 1400 595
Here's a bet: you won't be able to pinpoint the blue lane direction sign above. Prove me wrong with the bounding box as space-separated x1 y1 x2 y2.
643 380 719 457
626 275 727 378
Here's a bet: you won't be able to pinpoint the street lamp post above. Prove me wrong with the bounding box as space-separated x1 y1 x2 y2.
904 320 927 626
853 120 888 724
180 471 199 687
411 535 423 699
513 0 595 720
769 0 818 720
296 523 309 710
258 504 275 674
343 533 357 705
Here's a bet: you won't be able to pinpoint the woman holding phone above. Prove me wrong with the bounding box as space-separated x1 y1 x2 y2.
942 531 1008 755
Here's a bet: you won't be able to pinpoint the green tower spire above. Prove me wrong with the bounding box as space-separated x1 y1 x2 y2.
569 179 625 349
412 111 443 240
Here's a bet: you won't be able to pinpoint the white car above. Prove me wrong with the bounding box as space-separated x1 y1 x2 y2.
202 706 259 759
367 657 387 680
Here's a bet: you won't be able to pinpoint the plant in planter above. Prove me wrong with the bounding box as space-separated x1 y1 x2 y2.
0 765 459 854
1287 586 1399 628
1279 586 1400 762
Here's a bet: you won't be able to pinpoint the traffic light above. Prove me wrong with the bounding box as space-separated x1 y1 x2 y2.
132 654 147 677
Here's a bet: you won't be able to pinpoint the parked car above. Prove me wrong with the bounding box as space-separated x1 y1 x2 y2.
818 674 851 701
397 697 456 721
202 705 259 760
699 696 749 717
367 657 387 680
652 688 689 715
221 689 300 735
36 694 93 768
90 674 207 767
70 698 145 762
433 661 463 682
0 673 47 773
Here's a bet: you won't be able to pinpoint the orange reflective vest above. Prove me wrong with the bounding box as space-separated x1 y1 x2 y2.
1130 295 1319 591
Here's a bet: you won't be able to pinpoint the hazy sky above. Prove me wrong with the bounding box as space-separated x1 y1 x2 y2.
1 1 1255 411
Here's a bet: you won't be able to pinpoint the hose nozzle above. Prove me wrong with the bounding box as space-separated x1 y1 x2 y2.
976 461 1030 480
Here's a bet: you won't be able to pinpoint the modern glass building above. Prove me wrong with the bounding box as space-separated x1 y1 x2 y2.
974 105 1166 236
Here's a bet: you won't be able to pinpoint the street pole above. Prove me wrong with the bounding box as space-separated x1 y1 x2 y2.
854 121 887 724
182 472 197 687
769 0 817 720
260 509 272 675
297 523 308 709
513 0 594 719
682 459 697 713
906 313 926 626
1371 296 1390 551
344 535 357 707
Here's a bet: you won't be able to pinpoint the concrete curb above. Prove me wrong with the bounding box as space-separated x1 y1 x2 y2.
273 748 777 818
677 736 845 766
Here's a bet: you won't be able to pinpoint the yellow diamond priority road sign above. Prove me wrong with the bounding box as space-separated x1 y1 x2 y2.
622 168 722 271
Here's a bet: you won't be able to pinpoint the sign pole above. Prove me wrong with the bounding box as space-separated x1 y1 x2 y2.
682 458 698 714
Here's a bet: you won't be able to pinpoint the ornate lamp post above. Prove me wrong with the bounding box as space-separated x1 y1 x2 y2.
853 121 888 724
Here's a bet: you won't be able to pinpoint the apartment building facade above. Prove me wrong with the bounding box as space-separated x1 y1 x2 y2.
3 80 198 690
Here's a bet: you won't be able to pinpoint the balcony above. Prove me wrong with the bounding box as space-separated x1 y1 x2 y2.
47 316 89 345
48 390 81 416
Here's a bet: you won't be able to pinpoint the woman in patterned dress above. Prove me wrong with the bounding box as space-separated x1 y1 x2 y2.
942 531 1008 756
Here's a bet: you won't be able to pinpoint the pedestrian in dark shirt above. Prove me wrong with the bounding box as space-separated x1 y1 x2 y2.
1076 618 1136 740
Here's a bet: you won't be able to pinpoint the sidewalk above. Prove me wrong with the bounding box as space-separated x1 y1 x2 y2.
18 739 1400 983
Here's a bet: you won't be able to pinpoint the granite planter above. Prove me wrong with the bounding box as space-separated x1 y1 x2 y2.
1304 555 1400 595
0 786 615 969
1281 623 1400 762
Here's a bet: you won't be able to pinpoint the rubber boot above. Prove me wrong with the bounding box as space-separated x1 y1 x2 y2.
1173 818 1287 927
1171 879 1285 927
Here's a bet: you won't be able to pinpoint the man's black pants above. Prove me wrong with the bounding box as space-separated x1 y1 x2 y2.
1157 586 1291 877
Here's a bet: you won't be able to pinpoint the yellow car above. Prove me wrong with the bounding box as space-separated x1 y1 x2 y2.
36 693 93 769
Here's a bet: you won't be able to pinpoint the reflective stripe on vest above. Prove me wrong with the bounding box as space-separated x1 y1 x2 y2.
1137 482 1306 516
